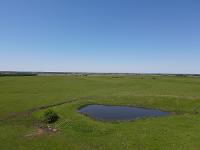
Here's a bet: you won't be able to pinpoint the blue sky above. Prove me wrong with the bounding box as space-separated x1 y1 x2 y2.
0 0 200 73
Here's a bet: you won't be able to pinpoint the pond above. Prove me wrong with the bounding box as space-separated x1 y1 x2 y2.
79 104 171 121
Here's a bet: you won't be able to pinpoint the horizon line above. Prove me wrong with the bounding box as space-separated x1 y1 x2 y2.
1 70 200 75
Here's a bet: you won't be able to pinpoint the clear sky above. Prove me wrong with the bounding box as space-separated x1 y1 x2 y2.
0 0 200 73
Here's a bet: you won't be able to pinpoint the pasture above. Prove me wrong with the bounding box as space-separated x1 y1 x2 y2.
0 75 200 150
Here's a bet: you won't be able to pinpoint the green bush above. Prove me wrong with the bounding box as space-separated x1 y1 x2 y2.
42 109 59 124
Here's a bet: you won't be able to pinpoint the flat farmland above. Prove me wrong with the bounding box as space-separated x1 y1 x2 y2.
0 75 200 150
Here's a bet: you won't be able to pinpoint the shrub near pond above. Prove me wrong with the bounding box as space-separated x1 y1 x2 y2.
42 109 59 124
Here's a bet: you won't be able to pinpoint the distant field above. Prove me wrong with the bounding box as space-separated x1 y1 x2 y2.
0 75 200 150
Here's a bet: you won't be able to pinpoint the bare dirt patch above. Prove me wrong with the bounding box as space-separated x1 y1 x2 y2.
25 127 58 138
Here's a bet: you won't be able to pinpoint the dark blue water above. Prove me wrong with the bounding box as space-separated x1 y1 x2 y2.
79 105 171 121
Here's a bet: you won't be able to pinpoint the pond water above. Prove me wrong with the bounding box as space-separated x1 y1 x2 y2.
79 105 171 121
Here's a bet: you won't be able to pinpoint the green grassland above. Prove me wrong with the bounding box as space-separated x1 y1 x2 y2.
0 75 200 150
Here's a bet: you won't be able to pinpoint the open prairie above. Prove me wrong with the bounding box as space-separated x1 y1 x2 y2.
0 75 200 150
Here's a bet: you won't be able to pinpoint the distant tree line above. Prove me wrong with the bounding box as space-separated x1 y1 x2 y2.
0 72 37 77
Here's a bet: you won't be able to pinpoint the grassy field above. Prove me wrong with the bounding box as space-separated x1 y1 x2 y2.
0 75 200 150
